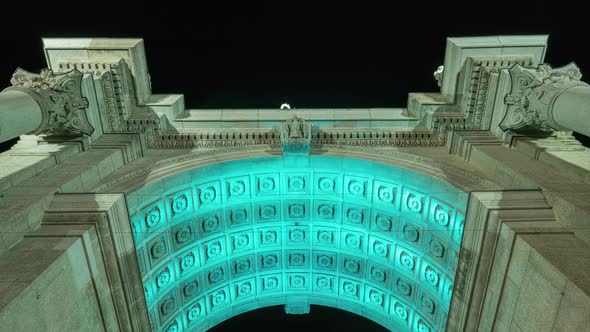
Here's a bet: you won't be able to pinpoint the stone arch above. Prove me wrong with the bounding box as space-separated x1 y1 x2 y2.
98 146 496 195
124 155 472 331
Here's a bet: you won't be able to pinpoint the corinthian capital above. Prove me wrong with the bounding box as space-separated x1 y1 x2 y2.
500 63 586 132
7 68 94 136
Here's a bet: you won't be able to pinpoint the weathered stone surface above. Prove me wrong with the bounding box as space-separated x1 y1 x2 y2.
0 34 590 332
0 237 104 331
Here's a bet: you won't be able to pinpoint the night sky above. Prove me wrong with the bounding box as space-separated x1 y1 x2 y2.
1 3 589 110
0 2 588 329
209 305 388 331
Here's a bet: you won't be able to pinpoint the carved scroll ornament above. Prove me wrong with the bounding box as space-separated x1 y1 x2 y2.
8 68 94 136
501 63 585 132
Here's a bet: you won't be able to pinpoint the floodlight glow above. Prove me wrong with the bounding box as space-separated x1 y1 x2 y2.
127 156 467 332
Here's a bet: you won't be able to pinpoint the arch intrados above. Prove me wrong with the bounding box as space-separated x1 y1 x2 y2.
124 154 472 331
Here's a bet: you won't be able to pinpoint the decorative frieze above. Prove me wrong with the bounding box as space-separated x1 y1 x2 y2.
115 118 159 147
150 128 279 149
96 70 121 131
313 128 443 147
141 125 471 149
8 68 94 136
430 112 474 141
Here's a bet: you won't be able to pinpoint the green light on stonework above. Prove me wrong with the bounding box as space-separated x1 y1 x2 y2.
128 156 467 332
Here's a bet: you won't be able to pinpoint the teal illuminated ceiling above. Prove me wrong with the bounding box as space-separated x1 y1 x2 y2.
127 156 468 332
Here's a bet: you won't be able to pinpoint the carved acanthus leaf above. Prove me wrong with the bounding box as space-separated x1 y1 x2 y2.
9 68 94 136
500 63 586 132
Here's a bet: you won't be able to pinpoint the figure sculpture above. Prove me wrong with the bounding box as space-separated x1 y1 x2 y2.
287 116 304 138
279 115 311 155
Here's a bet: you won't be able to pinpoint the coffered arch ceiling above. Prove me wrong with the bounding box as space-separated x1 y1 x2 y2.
126 156 468 332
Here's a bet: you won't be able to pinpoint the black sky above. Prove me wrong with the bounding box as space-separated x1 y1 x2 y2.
209 305 388 331
0 2 588 328
1 2 589 110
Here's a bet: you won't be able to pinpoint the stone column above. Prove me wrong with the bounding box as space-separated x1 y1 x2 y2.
500 63 590 136
551 84 590 136
0 89 44 143
0 68 94 144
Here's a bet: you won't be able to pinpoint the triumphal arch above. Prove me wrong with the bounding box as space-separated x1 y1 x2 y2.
0 35 589 331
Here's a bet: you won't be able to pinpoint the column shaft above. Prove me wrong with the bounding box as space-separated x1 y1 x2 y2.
552 85 590 137
0 90 43 143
